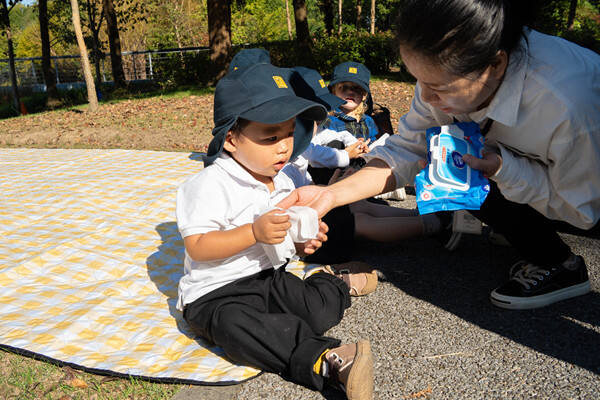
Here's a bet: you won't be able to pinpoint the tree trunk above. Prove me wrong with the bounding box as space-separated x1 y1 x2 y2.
355 0 361 30
320 0 334 35
172 0 186 65
207 0 231 82
338 0 342 35
103 0 126 88
370 0 375 34
567 0 577 30
38 0 59 104
293 0 314 66
1 0 21 115
84 0 103 87
285 0 293 40
92 33 102 87
70 0 98 112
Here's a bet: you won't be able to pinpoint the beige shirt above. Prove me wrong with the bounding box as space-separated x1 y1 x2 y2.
366 29 600 229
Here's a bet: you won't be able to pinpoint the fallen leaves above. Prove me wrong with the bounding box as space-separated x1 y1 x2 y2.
403 386 432 399
66 377 89 389
0 81 415 151
63 366 88 389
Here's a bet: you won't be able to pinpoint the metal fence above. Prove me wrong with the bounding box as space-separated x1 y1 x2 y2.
0 46 210 91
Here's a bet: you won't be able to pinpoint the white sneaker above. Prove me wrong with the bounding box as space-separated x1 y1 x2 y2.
375 187 406 201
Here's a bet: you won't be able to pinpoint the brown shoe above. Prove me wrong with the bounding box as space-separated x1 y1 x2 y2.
325 340 374 400
324 262 378 296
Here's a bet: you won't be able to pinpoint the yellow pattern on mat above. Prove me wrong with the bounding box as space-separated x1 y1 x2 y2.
0 148 319 384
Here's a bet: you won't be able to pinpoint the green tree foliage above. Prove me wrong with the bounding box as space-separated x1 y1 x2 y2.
1 2 35 58
145 0 208 49
14 18 39 56
532 0 600 52
8 1 34 29
232 0 289 43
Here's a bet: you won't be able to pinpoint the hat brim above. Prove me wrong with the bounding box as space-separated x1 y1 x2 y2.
204 97 324 166
291 116 315 160
317 92 347 111
328 77 370 94
240 95 327 125
204 114 315 166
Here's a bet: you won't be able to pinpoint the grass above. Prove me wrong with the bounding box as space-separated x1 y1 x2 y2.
0 349 180 400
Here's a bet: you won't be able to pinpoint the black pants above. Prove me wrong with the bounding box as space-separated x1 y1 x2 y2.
183 267 351 390
470 181 600 267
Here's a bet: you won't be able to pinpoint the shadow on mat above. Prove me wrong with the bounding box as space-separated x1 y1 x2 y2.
146 222 239 357
354 233 600 375
145 221 190 336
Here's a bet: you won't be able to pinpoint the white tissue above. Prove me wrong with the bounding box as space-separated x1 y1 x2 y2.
260 206 319 267
369 133 389 150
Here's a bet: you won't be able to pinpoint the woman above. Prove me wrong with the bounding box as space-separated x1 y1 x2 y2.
278 0 600 310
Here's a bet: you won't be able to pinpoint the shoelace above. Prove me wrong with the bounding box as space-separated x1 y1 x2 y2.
511 263 553 290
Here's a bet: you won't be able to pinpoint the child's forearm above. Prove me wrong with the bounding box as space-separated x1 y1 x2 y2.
184 224 256 261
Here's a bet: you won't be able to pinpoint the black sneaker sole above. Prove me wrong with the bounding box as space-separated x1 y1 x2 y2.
490 281 591 310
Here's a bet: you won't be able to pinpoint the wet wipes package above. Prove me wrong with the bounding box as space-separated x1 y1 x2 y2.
416 122 490 215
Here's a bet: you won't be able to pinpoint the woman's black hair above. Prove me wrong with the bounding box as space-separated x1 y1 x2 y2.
395 0 537 76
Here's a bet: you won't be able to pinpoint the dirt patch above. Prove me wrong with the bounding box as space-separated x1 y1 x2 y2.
0 80 414 151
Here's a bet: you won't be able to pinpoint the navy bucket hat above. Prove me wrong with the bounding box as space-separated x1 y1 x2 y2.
329 61 371 94
289 66 346 111
228 48 271 73
204 63 327 166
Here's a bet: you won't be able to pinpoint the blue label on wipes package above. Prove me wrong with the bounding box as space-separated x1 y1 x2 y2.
416 122 490 215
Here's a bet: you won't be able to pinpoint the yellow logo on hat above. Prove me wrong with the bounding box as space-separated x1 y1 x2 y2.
233 66 238 71
349 67 358 74
272 76 288 88
318 79 326 88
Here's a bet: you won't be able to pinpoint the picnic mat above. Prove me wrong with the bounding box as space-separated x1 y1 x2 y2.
0 148 319 385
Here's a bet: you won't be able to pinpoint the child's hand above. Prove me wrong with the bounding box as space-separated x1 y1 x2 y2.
345 139 370 158
361 139 371 153
252 209 291 244
295 220 329 255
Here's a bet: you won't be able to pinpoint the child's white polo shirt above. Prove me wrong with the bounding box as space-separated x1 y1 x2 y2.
176 154 297 310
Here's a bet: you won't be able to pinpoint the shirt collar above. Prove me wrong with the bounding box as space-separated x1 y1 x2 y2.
470 35 529 127
333 108 359 122
213 153 291 193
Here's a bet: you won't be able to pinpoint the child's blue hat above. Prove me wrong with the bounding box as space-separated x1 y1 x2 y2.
289 66 346 111
228 48 271 73
204 63 327 166
329 61 371 94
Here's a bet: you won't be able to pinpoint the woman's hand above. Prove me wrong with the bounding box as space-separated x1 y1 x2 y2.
276 185 336 218
463 150 503 178
252 209 291 244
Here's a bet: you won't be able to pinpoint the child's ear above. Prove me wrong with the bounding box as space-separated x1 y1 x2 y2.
223 131 237 153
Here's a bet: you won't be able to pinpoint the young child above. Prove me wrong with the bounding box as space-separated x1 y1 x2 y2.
323 61 380 143
176 63 375 400
289 66 371 177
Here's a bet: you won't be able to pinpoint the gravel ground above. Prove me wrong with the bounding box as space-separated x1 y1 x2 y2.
229 196 600 400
